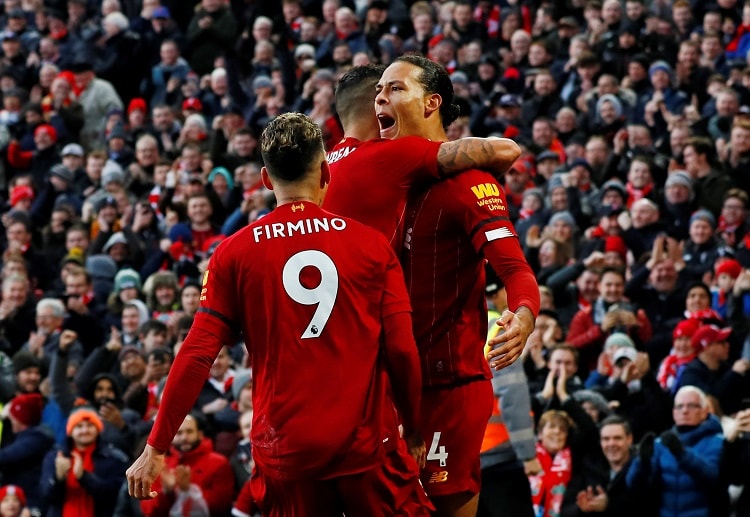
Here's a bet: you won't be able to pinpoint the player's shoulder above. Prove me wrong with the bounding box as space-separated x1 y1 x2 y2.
440 168 500 195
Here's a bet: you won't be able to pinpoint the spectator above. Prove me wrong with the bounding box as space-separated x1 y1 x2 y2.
0 274 36 354
139 412 234 516
626 386 727 517
567 268 652 372
683 136 732 217
71 58 124 152
22 300 84 371
677 324 750 415
562 415 640 517
40 406 129 517
0 484 29 517
185 0 237 77
0 392 53 514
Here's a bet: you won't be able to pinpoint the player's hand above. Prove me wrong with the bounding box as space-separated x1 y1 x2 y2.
405 432 426 469
127 445 165 499
486 307 534 370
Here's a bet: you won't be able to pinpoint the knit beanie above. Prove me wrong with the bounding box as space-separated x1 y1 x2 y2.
66 406 103 435
8 392 43 427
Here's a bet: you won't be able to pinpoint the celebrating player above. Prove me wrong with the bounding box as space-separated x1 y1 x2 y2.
126 113 428 515
324 64 523 250
374 55 540 516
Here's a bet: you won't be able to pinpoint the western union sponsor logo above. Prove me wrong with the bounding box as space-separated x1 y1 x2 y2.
470 183 500 199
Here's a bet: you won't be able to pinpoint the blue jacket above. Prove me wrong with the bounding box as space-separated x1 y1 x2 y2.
626 415 725 517
0 424 55 512
40 439 129 517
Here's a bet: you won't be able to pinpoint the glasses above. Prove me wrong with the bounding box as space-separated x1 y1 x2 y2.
674 402 702 411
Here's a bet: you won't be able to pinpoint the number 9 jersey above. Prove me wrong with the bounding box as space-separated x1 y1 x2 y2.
199 201 413 481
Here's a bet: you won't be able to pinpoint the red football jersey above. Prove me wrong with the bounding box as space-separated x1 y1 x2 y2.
150 202 413 481
323 136 442 249
403 170 539 387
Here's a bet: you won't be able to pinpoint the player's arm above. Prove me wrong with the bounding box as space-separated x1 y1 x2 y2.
126 313 234 499
382 311 421 436
484 242 539 370
437 137 521 177
459 174 539 369
380 251 423 460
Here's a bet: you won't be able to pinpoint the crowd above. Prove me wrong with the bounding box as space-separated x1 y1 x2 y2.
0 0 746 515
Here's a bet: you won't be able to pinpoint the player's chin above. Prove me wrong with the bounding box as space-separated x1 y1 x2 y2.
379 124 399 140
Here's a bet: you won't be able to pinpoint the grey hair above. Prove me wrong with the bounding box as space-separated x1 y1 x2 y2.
36 298 66 318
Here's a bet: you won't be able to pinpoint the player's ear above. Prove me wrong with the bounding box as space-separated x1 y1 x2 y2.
320 159 331 188
260 166 274 190
425 93 442 117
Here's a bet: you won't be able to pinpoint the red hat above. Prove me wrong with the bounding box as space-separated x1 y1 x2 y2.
691 324 732 351
673 318 700 340
604 235 627 261
8 392 43 427
10 185 34 207
33 123 57 142
127 97 147 115
0 485 26 507
182 97 202 112
715 258 742 279
65 406 103 436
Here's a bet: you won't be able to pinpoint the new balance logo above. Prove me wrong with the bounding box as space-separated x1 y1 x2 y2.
470 183 500 199
428 471 449 483
485 227 514 241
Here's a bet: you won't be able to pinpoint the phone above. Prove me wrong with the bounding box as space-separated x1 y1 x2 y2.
741 398 750 411
742 338 750 362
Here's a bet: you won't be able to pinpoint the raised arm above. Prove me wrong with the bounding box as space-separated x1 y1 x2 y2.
437 137 521 177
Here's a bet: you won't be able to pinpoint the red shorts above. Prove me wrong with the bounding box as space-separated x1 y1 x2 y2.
250 442 432 517
419 379 494 497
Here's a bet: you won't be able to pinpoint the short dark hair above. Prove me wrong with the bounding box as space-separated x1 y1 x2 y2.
599 414 632 435
335 64 385 126
260 113 324 182
188 410 209 433
139 319 168 337
393 54 461 128
686 136 714 160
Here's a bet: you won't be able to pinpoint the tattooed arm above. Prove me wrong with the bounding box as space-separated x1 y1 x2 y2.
437 137 521 177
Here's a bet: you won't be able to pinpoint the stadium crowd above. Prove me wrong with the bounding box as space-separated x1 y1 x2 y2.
0 0 748 515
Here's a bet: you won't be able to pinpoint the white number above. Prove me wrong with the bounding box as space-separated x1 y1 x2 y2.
282 250 338 339
427 431 448 467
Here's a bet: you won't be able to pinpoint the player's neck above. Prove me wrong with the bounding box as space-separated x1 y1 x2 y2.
275 191 319 206
420 125 448 142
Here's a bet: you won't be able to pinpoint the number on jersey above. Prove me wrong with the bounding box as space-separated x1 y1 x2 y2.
282 250 339 339
427 431 448 467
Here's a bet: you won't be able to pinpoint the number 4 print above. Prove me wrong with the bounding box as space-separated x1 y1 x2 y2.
427 432 448 467
282 250 339 339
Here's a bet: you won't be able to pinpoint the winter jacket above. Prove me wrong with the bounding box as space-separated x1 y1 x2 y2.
0 424 55 511
626 415 726 517
140 437 234 517
40 439 129 517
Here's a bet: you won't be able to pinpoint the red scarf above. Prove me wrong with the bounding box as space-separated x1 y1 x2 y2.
625 182 653 208
62 446 96 517
474 4 500 38
717 215 738 235
657 352 695 390
529 442 572 517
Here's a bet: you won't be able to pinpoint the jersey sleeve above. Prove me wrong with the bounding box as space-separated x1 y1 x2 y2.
453 172 541 317
147 243 240 452
385 136 442 185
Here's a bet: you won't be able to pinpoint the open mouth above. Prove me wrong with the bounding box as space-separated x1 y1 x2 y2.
377 114 396 136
